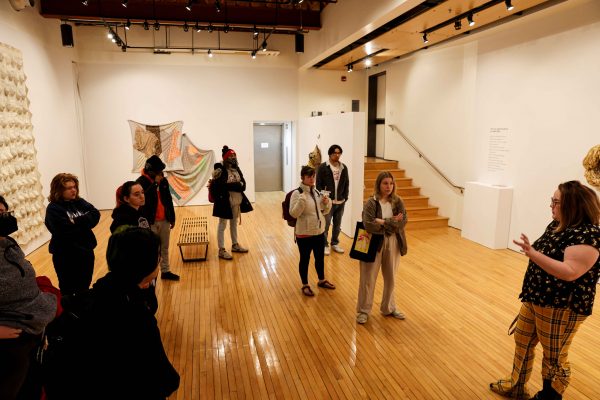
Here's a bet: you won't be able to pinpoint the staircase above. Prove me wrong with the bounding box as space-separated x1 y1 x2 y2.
363 158 448 230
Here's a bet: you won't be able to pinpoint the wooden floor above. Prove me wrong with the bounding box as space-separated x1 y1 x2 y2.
27 192 600 399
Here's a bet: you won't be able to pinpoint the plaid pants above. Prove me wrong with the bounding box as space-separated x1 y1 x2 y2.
500 302 587 395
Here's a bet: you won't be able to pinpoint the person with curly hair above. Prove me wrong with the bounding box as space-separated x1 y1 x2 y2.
44 173 100 296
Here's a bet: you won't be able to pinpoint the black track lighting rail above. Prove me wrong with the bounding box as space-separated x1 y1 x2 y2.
422 0 509 35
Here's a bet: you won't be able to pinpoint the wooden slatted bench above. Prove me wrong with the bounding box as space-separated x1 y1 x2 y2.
177 216 209 262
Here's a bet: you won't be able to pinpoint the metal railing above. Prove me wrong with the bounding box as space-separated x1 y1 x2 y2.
388 124 464 193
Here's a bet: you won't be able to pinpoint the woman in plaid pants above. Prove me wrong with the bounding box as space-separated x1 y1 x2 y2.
490 181 600 400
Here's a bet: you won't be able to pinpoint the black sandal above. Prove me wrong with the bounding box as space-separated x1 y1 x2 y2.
318 280 336 290
301 285 315 297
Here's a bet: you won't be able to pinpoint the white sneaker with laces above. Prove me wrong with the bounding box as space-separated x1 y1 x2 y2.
324 246 331 256
331 245 345 254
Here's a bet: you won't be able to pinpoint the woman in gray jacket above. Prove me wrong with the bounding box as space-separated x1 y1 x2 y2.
289 166 335 296
356 171 408 324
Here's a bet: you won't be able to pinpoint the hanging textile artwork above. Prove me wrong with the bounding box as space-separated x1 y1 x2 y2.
128 120 214 205
0 43 46 245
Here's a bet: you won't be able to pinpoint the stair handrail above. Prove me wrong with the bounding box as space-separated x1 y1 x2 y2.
388 124 464 193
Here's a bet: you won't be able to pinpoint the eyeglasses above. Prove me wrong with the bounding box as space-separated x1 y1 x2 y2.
550 197 561 207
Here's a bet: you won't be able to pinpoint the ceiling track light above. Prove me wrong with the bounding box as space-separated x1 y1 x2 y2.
505 0 514 11
154 21 160 31
208 23 213 33
195 22 201 32
185 0 193 11
125 19 131 30
183 21 189 32
251 50 257 59
215 0 222 13
208 49 213 58
143 20 149 30
347 64 353 72
365 58 372 67
121 0 128 8
467 13 475 27
454 19 462 30
224 24 229 33
81 0 88 5
422 32 428 43
253 25 258 37
261 40 267 51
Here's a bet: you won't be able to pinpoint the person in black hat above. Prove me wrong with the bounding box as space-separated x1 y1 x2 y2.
136 155 179 280
211 146 253 260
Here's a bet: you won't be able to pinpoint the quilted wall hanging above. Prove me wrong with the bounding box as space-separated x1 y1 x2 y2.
128 120 214 205
0 43 46 245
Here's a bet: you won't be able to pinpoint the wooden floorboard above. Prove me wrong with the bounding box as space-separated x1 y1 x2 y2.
26 192 600 399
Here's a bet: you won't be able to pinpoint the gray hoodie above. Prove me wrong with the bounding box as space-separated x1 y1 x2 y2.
0 237 57 334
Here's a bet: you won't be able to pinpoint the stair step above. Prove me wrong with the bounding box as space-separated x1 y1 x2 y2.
363 186 421 198
364 168 405 179
365 177 412 187
400 195 430 208
365 161 398 170
406 206 439 217
406 216 449 230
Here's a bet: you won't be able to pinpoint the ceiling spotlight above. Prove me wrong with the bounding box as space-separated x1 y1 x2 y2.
121 0 128 8
208 49 213 58
195 22 201 32
154 21 160 31
125 19 131 30
365 58 372 67
261 40 267 51
251 50 257 59
253 25 258 37
81 0 88 5
505 0 514 11
454 19 462 30
215 0 221 13
224 24 229 33
107 31 114 39
347 64 353 73
467 13 475 27
143 20 149 30
422 32 428 43
185 0 193 11
208 23 213 33
121 45 127 52
183 21 189 32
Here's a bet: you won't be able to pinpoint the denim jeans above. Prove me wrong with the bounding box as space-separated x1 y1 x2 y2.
324 202 345 246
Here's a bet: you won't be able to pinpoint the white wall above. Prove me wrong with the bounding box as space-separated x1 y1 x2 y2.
0 4 81 253
297 113 366 238
375 0 600 249
77 62 298 210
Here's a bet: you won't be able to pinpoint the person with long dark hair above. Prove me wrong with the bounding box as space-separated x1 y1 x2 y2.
490 181 600 400
110 181 149 233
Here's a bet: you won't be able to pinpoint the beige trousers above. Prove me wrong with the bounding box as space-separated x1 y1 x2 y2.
356 234 400 315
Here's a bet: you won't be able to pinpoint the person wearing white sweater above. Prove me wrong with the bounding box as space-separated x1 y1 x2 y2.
289 165 335 297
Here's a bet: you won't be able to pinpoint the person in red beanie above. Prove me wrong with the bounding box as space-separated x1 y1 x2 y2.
211 146 253 260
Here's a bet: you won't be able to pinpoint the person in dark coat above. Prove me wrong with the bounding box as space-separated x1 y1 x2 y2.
110 181 149 233
210 146 253 260
45 173 100 296
44 227 180 400
136 156 179 281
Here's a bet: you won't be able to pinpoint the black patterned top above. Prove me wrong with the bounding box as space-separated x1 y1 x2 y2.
519 221 600 315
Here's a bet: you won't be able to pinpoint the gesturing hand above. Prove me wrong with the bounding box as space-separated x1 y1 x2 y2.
513 234 534 257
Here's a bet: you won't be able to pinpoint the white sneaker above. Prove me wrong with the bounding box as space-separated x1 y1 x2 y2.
324 246 331 255
356 313 368 324
332 245 344 254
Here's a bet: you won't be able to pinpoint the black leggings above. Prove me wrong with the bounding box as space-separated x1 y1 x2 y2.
0 333 41 400
52 249 95 296
296 234 325 285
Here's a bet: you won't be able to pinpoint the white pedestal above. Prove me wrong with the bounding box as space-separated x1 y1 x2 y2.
461 182 513 249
